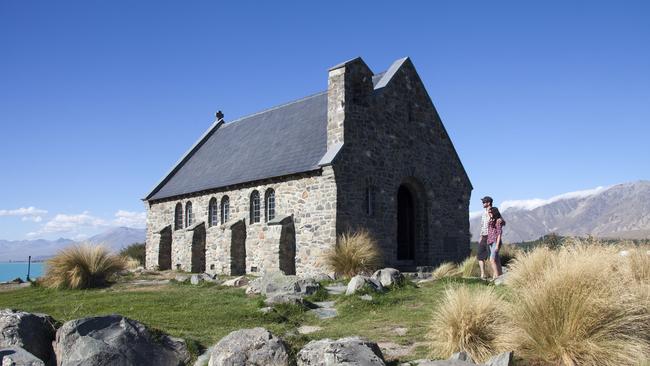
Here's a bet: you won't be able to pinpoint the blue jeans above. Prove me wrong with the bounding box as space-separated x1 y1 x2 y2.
488 242 500 260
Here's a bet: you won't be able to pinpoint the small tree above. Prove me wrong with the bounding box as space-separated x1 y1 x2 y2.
119 242 146 265
543 233 562 250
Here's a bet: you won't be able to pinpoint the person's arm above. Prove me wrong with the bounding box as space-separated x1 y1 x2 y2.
495 219 503 251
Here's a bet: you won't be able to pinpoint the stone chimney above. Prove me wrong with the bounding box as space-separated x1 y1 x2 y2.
326 57 374 148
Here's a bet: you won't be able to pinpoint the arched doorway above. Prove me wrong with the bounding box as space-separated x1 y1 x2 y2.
191 223 206 273
397 185 416 260
158 225 172 270
230 220 247 276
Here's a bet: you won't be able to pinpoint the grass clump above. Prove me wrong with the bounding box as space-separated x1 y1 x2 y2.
428 286 513 362
507 241 650 365
431 262 459 280
119 242 146 265
324 229 383 278
458 256 480 278
42 244 126 289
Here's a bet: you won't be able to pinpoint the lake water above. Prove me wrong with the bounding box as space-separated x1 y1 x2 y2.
0 262 44 282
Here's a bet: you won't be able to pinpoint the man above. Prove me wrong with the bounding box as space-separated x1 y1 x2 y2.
478 196 493 280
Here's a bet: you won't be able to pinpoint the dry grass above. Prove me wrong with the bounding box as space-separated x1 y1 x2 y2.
42 244 126 289
123 256 141 270
428 286 514 362
458 256 481 278
324 229 383 278
507 241 650 365
431 262 460 280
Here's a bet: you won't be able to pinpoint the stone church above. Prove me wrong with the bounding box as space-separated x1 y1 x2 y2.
144 57 472 276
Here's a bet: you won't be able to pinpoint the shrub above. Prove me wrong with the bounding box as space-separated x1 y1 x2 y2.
42 244 126 289
507 242 650 365
431 262 459 280
119 242 146 265
428 286 514 362
458 256 481 278
324 229 383 278
504 245 553 288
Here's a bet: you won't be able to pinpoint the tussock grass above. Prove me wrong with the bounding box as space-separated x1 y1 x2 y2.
431 262 459 280
507 241 650 365
458 256 481 278
324 229 383 278
428 286 514 362
123 256 141 270
119 242 146 265
42 244 126 289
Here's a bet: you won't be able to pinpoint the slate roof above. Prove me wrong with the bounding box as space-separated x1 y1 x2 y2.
145 58 408 201
146 92 328 201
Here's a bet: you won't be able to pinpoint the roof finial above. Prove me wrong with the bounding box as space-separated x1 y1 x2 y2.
215 110 224 122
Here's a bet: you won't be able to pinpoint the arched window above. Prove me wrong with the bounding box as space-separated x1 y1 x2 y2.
265 189 275 222
220 196 230 224
208 197 218 227
185 201 193 227
250 191 260 224
174 203 183 230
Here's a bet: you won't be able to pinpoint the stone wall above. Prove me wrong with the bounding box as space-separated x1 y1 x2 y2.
145 168 338 276
328 58 472 269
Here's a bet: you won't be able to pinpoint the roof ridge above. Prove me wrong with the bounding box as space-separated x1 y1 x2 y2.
221 91 327 129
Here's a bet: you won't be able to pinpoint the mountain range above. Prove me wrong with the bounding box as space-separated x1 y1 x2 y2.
470 180 650 243
0 227 145 262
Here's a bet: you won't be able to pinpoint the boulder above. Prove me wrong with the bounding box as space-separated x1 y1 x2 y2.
309 272 333 282
264 293 311 307
0 347 45 366
190 274 201 285
492 273 508 286
246 272 319 296
297 336 385 365
484 352 513 366
345 275 384 295
371 268 404 288
449 351 475 363
174 275 190 283
208 328 289 366
222 276 249 287
53 315 190 366
0 309 56 363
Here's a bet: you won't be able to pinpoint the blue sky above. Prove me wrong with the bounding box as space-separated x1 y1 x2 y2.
1 1 648 240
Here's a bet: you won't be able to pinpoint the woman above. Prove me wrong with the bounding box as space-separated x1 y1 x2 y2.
487 207 505 279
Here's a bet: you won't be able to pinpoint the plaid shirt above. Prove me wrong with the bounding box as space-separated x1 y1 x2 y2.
480 209 489 236
488 219 504 244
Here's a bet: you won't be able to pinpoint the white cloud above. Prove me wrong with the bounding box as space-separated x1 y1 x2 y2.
0 206 48 217
112 210 146 228
469 210 483 219
500 186 609 211
21 216 43 223
39 211 108 234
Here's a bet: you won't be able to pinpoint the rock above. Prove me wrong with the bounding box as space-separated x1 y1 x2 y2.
324 284 347 295
297 326 322 335
371 268 404 288
0 309 56 364
484 352 513 366
174 275 189 282
297 336 386 365
258 307 274 314
264 293 310 307
53 315 190 366
246 272 319 296
449 351 475 363
222 276 249 287
392 327 408 336
208 328 289 366
190 275 200 285
0 347 45 366
407 361 474 366
493 273 508 286
345 275 384 295
359 294 373 301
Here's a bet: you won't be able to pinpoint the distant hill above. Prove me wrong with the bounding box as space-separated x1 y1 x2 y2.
470 181 650 243
0 227 145 262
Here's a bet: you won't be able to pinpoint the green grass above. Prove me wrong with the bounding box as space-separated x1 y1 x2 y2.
0 277 497 363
